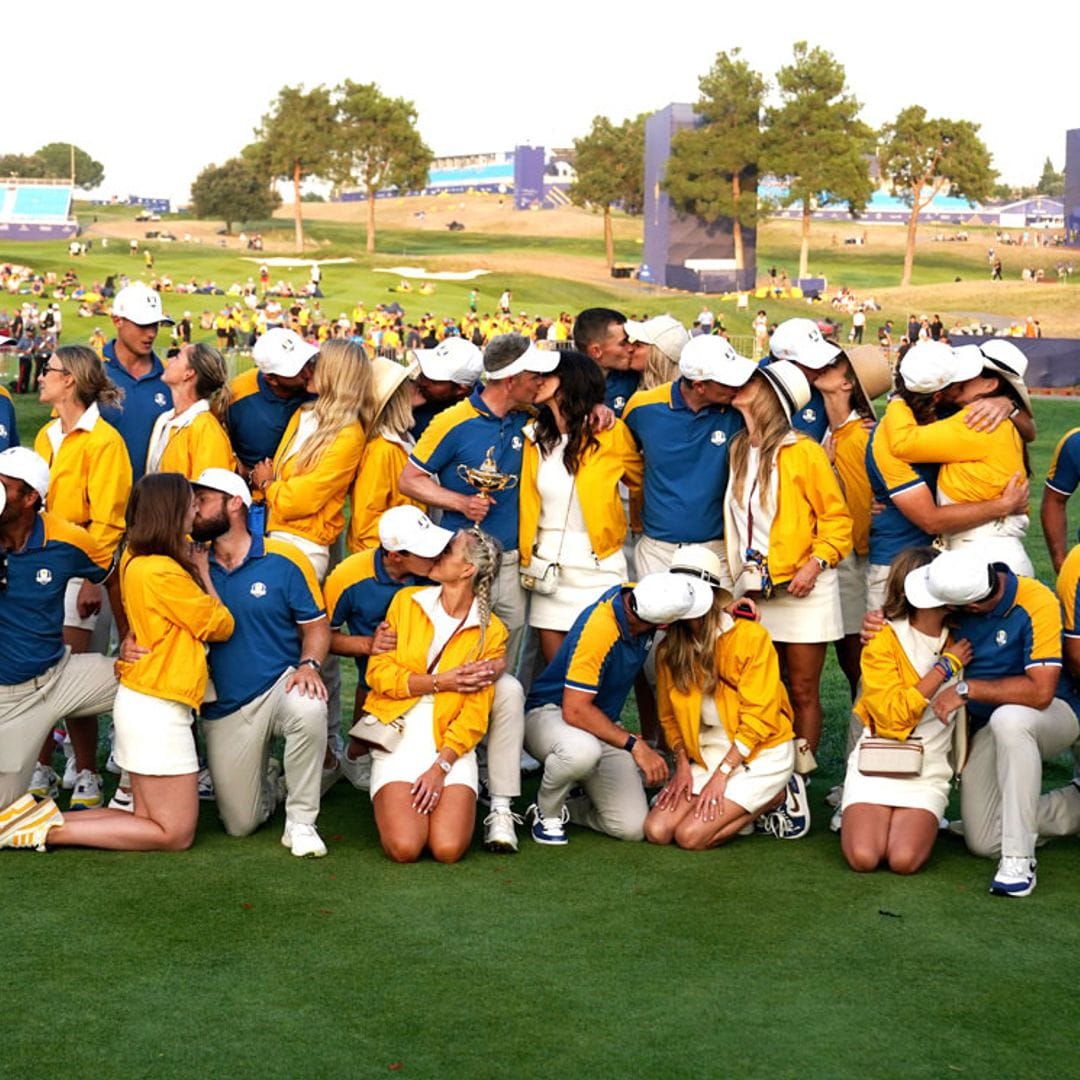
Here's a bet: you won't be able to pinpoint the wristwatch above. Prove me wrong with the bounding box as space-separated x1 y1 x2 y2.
814 557 830 571
623 734 638 753
437 759 452 775
956 680 970 700
299 658 322 672
719 761 735 776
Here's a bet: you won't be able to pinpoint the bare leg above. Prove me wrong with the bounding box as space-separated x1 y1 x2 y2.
633 671 661 746
47 772 198 851
884 807 939 875
426 785 477 863
643 791 697 846
834 633 862 702
777 641 827 753
373 783 429 863
672 795 757 850
841 803 892 872
538 629 566 666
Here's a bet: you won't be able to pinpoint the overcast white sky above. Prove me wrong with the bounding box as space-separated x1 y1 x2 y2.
4 2 1074 206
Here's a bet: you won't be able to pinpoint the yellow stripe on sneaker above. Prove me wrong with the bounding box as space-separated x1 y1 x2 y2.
0 794 36 830
0 799 64 851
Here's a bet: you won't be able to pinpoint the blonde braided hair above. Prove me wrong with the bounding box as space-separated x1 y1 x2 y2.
458 528 502 658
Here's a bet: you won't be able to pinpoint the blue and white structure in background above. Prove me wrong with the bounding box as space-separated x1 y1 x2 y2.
0 179 77 240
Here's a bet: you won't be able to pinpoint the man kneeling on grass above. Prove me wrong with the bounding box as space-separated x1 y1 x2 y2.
522 573 713 846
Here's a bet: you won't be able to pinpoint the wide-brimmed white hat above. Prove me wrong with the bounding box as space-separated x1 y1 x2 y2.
760 360 811 420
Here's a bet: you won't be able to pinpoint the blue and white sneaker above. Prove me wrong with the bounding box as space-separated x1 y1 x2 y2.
755 774 811 839
527 803 569 846
990 856 1037 897
197 766 216 802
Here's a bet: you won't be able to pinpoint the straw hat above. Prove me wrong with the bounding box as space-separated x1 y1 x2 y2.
370 357 417 421
846 345 893 417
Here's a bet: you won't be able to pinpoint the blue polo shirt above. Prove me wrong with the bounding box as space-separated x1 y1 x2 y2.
865 425 938 566
1046 428 1080 498
953 566 1075 730
526 585 653 722
790 385 828 442
605 369 641 418
202 535 325 719
409 385 528 549
226 367 313 466
98 340 171 479
622 379 744 543
323 547 419 690
0 389 19 451
1 513 111 684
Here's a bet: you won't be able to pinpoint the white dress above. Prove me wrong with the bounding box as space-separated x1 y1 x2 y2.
528 436 627 632
841 620 955 818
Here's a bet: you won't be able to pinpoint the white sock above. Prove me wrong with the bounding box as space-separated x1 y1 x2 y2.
490 795 511 812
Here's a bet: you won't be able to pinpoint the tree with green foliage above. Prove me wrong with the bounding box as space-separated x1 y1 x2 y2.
1037 156 1064 197
253 85 336 252
329 81 433 254
0 153 42 178
34 143 104 189
764 42 873 279
662 49 767 271
878 106 996 286
569 114 645 269
191 158 281 234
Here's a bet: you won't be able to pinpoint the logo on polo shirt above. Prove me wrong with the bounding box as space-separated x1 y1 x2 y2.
801 408 817 424
711 430 727 446
995 629 1008 646
511 436 523 451
154 392 167 407
0 425 7 438
36 568 53 585
250 582 268 598
614 396 626 411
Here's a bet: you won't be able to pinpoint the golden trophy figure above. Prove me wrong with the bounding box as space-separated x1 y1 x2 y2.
456 447 517 531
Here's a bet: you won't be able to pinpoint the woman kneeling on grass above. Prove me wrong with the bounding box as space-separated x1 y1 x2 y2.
361 528 506 863
841 547 971 875
644 549 800 850
41 473 235 851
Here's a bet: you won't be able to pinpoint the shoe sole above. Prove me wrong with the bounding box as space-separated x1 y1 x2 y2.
530 834 568 846
990 880 1035 897
483 840 519 854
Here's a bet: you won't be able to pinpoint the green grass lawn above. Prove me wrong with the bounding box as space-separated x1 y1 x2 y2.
3 388 1080 1076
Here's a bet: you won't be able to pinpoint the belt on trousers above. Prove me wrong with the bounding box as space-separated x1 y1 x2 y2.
0 658 62 697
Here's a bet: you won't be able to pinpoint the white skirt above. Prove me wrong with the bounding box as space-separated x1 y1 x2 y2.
691 738 795 814
527 528 627 632
756 566 843 644
841 715 953 818
113 684 198 776
369 697 478 798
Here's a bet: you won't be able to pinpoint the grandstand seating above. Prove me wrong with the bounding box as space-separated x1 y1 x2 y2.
0 181 77 239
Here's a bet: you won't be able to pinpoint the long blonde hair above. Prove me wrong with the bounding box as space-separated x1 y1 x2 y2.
656 590 728 695
640 343 680 391
728 371 795 515
54 345 124 410
293 339 373 474
187 343 231 423
375 377 415 440
457 528 501 659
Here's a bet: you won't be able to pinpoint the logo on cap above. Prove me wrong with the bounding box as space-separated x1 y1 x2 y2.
36 568 52 585
711 430 727 446
995 629 1008 646
250 582 267 598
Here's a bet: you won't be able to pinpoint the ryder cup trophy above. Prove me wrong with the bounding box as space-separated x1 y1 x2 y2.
457 447 517 531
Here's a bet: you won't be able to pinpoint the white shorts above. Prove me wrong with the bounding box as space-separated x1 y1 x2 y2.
369 698 478 798
691 738 795 813
113 684 198 776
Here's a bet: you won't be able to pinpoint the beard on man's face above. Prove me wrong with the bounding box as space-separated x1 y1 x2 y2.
190 511 230 543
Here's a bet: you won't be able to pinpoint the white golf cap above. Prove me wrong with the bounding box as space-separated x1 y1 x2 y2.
899 340 962 394
112 283 175 326
411 337 483 386
769 318 840 369
0 446 50 501
631 572 714 624
252 328 319 377
626 315 690 363
761 360 812 420
903 549 998 608
484 341 559 381
193 468 252 509
378 505 454 558
679 334 756 387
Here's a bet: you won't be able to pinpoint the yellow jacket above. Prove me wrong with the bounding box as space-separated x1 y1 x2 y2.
154 409 236 481
883 399 1027 508
116 554 235 709
363 585 508 757
347 435 422 553
656 616 794 764
34 405 132 556
831 414 872 558
519 420 643 566
725 433 853 586
265 411 366 546
853 620 952 740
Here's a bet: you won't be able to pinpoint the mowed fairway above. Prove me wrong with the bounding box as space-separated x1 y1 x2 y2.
2 209 1080 1078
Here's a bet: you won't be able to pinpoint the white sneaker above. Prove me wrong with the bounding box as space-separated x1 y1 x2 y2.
990 855 1037 898
483 807 523 853
339 748 371 791
281 819 327 858
108 788 134 813
197 766 216 801
69 769 103 810
527 803 570 846
61 735 77 789
29 763 59 800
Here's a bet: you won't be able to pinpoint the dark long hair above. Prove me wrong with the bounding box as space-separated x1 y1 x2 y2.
124 473 203 589
533 349 603 474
